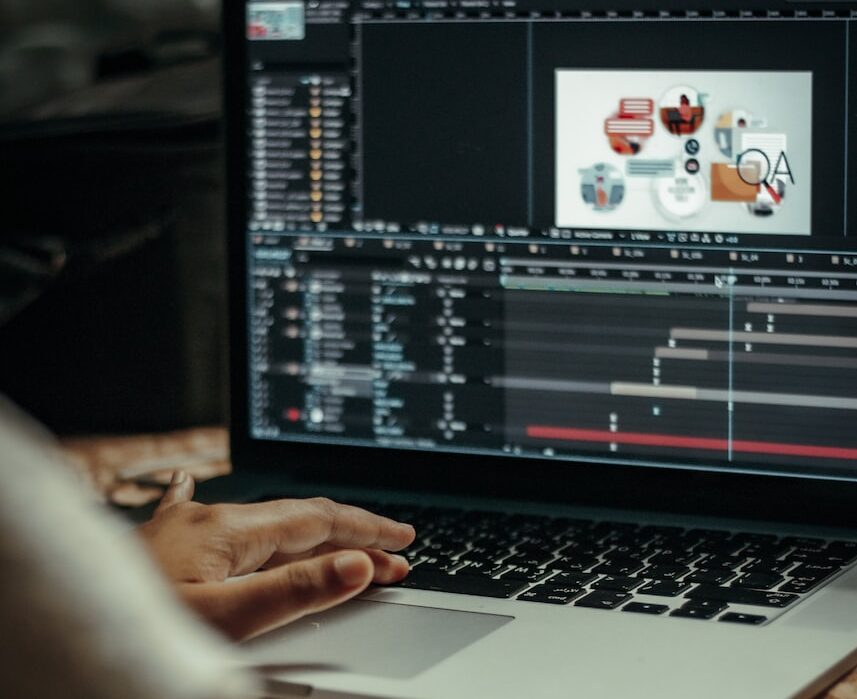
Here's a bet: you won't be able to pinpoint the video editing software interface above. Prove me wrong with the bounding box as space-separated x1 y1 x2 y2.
243 0 857 479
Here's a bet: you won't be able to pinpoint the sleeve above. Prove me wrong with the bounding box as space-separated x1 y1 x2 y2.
0 397 260 699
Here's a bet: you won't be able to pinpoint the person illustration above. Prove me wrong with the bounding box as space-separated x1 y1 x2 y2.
679 94 692 124
596 176 608 208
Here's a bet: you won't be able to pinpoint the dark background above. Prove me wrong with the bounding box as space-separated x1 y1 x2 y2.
0 2 226 434
362 22 529 225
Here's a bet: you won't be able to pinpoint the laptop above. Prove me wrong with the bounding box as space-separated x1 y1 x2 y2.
222 0 857 696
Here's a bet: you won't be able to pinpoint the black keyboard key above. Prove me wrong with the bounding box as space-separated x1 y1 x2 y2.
506 513 553 531
591 575 644 592
686 584 799 608
429 533 470 547
454 561 506 578
638 525 685 539
504 553 556 568
670 600 727 620
696 555 745 570
639 564 690 580
555 542 602 558
785 551 840 567
602 545 652 561
685 568 736 585
789 562 838 579
537 517 584 536
638 580 690 597
550 571 598 587
471 535 516 550
740 558 793 575
462 547 510 564
515 540 560 556
575 590 632 610
729 532 778 546
398 570 527 598
623 601 669 615
590 522 639 539
824 552 857 566
556 517 594 531
828 540 857 551
502 566 552 583
603 529 652 545
693 541 745 557
687 598 728 610
733 573 784 590
647 551 700 566
743 544 792 559
552 555 600 572
826 541 857 563
593 559 645 576
720 612 767 625
423 525 460 540
779 576 827 594
782 536 825 550
687 528 732 541
670 607 719 620
518 584 583 605
414 557 460 574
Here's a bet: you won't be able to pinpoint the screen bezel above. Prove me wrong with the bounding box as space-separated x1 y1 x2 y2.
223 0 857 528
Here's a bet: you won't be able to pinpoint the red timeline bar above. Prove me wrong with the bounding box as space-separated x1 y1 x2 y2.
526 426 857 461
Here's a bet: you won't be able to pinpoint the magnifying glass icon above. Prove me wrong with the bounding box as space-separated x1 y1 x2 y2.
736 148 783 204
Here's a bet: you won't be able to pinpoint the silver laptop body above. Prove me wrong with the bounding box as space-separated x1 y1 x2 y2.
224 0 857 695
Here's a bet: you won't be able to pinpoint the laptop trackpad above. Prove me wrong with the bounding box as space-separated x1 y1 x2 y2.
243 599 513 679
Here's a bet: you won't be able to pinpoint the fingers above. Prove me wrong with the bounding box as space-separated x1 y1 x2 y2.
154 470 195 515
181 550 375 641
263 546 410 584
230 498 416 557
364 549 410 584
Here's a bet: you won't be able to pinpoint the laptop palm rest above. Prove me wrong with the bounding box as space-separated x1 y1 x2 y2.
243 599 513 680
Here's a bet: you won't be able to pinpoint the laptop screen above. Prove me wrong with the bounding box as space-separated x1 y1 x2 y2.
239 0 857 482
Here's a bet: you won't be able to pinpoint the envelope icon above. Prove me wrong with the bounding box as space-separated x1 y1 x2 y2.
710 163 758 202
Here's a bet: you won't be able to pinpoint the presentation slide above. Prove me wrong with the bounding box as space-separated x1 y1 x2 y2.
555 70 813 235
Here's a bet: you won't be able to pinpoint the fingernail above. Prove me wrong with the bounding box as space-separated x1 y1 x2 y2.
171 470 188 485
393 554 410 568
334 552 370 586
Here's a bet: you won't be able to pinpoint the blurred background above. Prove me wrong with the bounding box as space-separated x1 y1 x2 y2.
0 0 228 435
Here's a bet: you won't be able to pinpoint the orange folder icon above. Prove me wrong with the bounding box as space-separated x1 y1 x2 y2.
710 163 758 202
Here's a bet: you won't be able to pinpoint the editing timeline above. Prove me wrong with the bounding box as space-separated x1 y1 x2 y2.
243 0 857 479
248 235 857 478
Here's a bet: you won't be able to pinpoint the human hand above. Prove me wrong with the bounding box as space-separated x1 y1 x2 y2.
138 472 415 640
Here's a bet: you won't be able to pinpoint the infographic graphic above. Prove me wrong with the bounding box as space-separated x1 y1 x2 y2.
555 70 812 234
247 2 305 40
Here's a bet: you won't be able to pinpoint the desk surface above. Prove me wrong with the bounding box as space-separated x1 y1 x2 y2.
61 427 857 699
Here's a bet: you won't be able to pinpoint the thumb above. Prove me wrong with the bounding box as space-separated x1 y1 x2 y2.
180 550 374 641
154 470 195 514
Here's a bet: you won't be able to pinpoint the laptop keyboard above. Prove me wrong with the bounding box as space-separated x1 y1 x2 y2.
351 501 857 624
